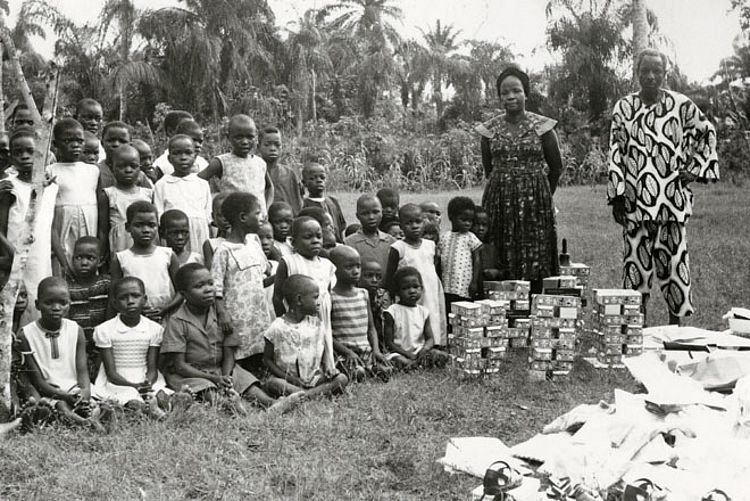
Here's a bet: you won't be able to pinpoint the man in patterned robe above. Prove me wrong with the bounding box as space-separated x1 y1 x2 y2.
608 49 719 325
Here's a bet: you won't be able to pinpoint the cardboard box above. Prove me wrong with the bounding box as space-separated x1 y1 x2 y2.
593 289 642 305
542 276 579 289
510 337 529 348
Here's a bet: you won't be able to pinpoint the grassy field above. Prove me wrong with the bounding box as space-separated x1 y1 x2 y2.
2 184 748 500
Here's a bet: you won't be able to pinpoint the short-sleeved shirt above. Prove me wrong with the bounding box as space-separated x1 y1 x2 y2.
161 303 239 371
264 315 324 387
67 274 112 341
439 231 482 297
268 164 304 215
344 230 395 276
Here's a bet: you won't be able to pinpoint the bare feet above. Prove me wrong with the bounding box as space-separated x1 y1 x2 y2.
266 391 305 416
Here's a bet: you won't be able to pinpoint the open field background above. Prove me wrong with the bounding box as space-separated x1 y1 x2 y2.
1 184 748 500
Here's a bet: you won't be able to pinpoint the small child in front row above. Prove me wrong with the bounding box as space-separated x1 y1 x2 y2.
264 274 348 398
111 201 181 323
384 267 449 369
161 264 299 413
17 277 110 431
268 201 294 257
472 206 500 282
161 209 203 266
203 191 230 269
301 162 346 242
330 246 391 382
359 259 391 353
439 197 482 317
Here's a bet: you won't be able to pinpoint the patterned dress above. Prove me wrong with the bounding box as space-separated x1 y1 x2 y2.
476 112 559 282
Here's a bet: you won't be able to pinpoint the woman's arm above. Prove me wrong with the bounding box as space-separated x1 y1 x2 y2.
481 137 493 178
541 130 563 195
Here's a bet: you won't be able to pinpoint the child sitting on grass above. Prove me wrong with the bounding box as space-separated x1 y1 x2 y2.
330 246 391 382
203 191 230 269
301 162 346 242
376 188 400 232
268 201 294 257
161 263 299 413
344 194 395 276
472 206 500 282
264 274 348 398
17 277 111 431
66 236 113 381
359 259 391 353
439 197 482 315
259 126 303 214
111 201 181 323
92 277 171 418
384 267 449 370
161 209 203 266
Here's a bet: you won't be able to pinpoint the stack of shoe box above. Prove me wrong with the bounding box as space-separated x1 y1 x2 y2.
529 294 583 380
591 289 644 368
449 300 509 376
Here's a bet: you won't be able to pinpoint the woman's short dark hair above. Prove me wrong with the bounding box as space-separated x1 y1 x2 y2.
496 66 530 97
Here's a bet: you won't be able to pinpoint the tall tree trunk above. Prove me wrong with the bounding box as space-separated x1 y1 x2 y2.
632 0 649 85
311 68 317 123
119 85 127 121
0 44 4 134
433 70 443 121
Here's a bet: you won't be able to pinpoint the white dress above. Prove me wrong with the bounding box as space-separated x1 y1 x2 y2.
92 315 170 403
153 151 207 177
216 153 267 210
7 177 58 323
103 186 153 254
47 162 99 263
282 253 337 373
391 239 447 345
384 303 429 355
23 319 80 393
116 247 174 311
154 173 212 253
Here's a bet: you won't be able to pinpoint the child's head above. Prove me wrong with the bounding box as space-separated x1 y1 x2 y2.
175 119 204 156
9 129 36 176
302 162 327 198
376 188 400 220
112 277 146 318
125 201 159 247
282 274 319 316
101 121 132 161
167 134 196 176
398 203 423 241
0 132 9 171
75 98 104 136
391 266 423 306
211 192 231 236
131 139 153 173
14 283 28 318
160 209 190 253
71 236 102 278
11 104 35 130
227 114 257 158
472 206 490 242
174 263 215 309
36 277 70 327
360 259 382 291
329 245 361 286
419 201 442 226
344 223 361 238
111 144 141 188
222 191 262 235
163 110 193 137
383 220 404 240
268 201 294 242
298 206 336 248
423 222 439 244
82 131 100 164
52 118 85 162
291 216 323 258
258 221 275 258
447 196 476 233
258 126 281 164
356 194 382 234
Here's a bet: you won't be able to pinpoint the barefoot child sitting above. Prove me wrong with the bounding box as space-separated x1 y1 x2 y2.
264 274 348 397
161 209 203 266
329 246 391 382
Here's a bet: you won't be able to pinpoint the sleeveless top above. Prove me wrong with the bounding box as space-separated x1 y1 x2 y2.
24 319 80 391
330 288 371 352
116 247 174 309
47 162 99 207
216 153 267 208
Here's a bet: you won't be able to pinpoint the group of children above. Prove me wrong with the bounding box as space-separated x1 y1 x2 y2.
0 99 500 432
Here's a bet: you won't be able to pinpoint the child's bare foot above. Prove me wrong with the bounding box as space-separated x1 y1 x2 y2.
147 396 166 421
19 398 54 432
224 393 248 416
352 366 366 383
169 388 194 414
266 391 305 416
90 402 116 433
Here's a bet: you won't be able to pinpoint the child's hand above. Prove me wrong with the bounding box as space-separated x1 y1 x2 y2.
74 398 92 417
0 180 13 196
136 381 153 394
374 352 389 364
214 375 233 389
217 311 233 334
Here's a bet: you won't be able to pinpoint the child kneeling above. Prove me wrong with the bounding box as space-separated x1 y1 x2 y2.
160 263 299 414
384 267 449 370
264 274 348 398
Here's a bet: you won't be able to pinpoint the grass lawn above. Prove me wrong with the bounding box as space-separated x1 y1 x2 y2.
2 184 748 500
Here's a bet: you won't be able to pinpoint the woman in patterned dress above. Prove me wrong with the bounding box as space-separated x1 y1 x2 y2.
475 67 563 292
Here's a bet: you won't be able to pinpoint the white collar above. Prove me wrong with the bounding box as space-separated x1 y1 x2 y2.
115 315 149 333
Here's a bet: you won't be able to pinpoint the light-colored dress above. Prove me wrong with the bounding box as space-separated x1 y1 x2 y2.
384 303 429 356
48 161 100 263
215 153 267 210
154 173 211 253
439 231 483 298
116 247 174 311
211 239 271 359
282 253 337 373
103 186 153 254
92 315 170 404
7 178 58 323
177 251 204 267
153 151 207 177
264 316 325 387
23 319 80 393
391 239 447 345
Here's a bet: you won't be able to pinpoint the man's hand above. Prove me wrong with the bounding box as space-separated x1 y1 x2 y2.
611 196 627 227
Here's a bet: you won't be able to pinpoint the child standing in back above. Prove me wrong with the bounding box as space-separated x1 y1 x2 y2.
273 216 337 373
97 121 152 189
161 209 203 266
385 204 447 347
439 197 482 315
376 188 400 232
132 139 157 184
302 163 346 243
359 259 391 353
198 114 274 211
111 201 181 323
97 144 153 260
345 194 395 276
211 192 272 367
472 206 500 282
48 118 100 276
202 192 230 269
259 127 303 214
81 132 100 165
268 201 294 257
154 134 212 253
257 221 279 321
152 110 199 179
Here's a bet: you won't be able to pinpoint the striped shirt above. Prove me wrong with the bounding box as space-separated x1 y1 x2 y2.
67 274 112 341
330 288 371 353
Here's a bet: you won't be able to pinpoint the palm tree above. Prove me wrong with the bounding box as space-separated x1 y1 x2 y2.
631 0 649 80
420 20 462 121
465 40 515 101
394 39 430 110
